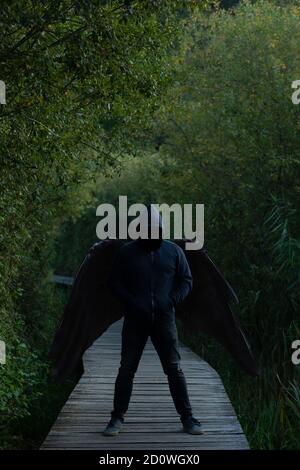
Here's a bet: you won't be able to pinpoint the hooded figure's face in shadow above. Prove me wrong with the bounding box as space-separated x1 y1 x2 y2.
137 204 164 251
138 224 163 251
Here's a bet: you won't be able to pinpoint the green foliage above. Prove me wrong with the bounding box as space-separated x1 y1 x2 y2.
0 0 213 448
1 0 299 450
0 340 46 424
55 1 300 449
158 0 300 448
220 0 241 8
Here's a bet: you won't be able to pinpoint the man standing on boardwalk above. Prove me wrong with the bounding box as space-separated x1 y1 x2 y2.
103 204 203 436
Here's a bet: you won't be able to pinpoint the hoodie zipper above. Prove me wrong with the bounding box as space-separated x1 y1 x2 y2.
150 251 154 324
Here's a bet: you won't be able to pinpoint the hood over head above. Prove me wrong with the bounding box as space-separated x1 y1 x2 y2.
137 203 164 251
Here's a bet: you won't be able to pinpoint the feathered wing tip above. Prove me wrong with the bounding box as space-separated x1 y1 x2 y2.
48 239 124 383
49 238 259 382
175 241 259 377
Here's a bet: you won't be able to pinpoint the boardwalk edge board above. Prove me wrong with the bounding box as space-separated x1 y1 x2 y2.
42 319 249 450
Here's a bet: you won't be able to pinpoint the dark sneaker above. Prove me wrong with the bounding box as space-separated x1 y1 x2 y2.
182 416 204 435
103 418 123 436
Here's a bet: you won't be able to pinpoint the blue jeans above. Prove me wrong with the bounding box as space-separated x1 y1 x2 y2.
111 314 193 422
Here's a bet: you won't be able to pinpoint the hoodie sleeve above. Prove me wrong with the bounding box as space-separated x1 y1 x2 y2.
107 247 136 311
171 246 193 307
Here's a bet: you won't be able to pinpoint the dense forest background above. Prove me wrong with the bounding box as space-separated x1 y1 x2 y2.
1 0 299 449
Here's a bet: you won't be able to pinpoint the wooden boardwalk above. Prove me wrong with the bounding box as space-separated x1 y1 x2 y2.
42 319 249 450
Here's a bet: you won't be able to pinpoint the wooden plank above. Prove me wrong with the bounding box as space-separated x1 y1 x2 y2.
41 319 249 450
51 275 74 286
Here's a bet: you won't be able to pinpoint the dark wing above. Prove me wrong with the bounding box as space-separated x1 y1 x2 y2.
49 239 124 383
175 241 259 377
50 238 258 382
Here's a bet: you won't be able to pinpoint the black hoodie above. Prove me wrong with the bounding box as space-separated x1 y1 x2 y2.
107 205 193 322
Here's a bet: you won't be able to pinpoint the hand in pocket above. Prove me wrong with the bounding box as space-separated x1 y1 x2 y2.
158 295 174 313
